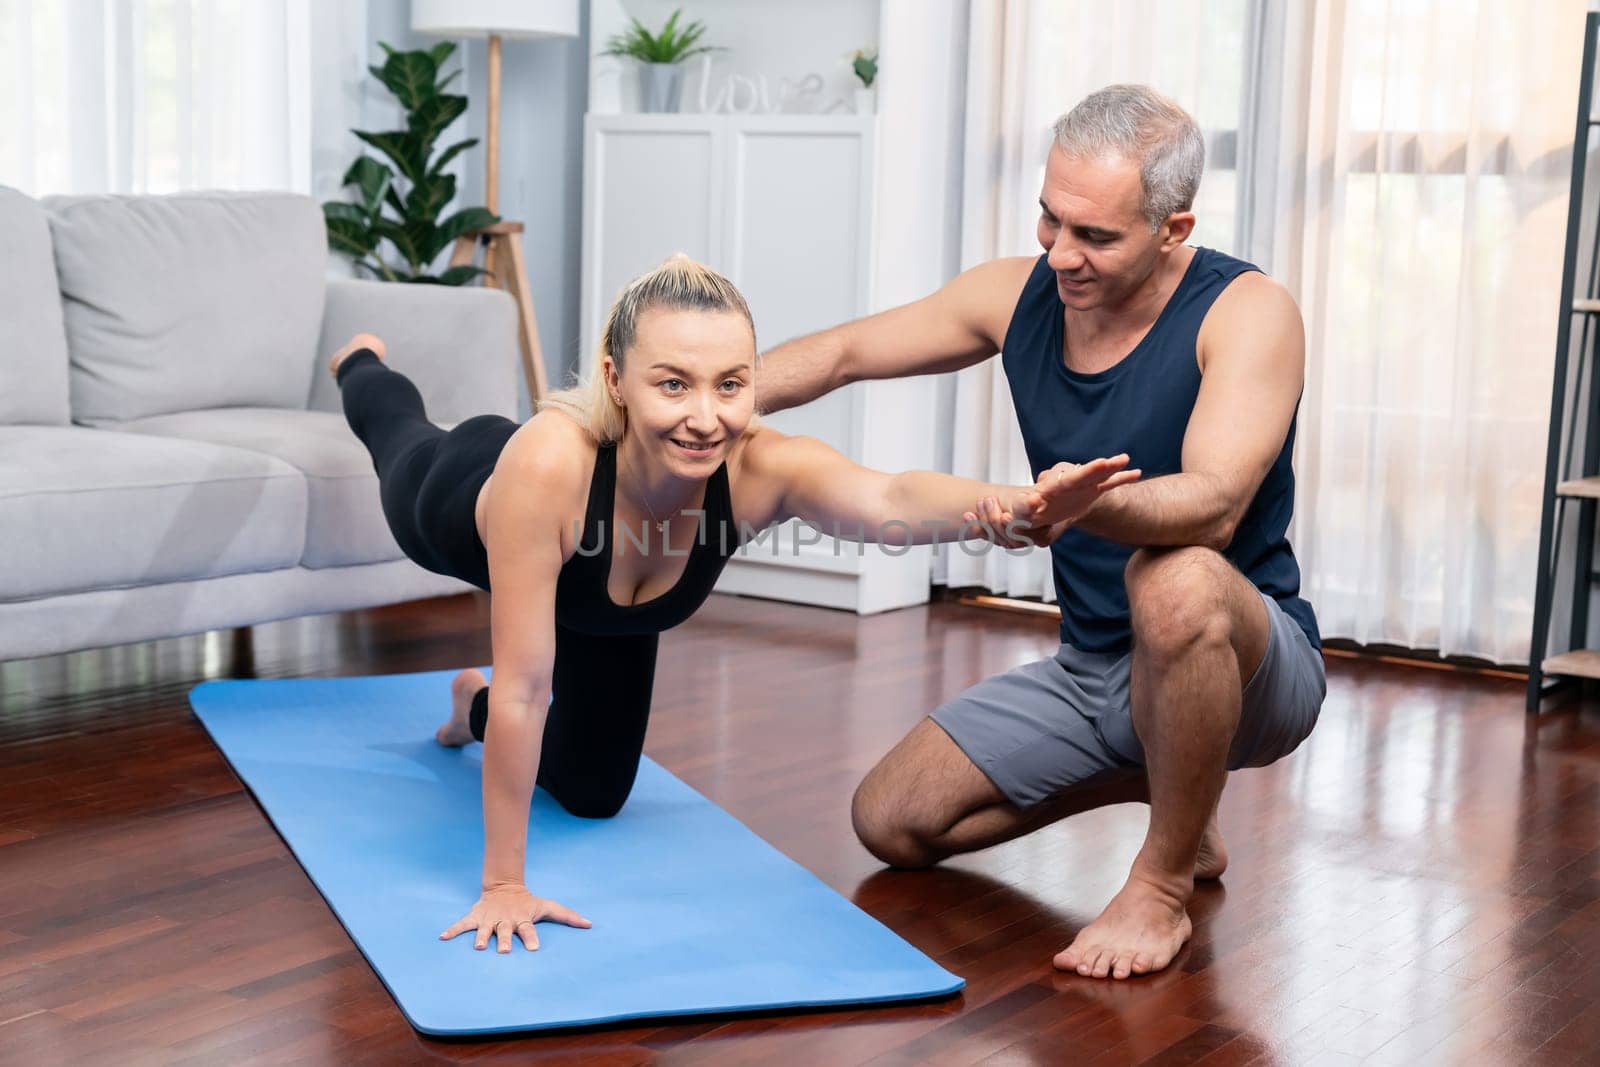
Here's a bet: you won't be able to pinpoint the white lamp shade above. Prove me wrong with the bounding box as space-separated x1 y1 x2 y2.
411 0 578 40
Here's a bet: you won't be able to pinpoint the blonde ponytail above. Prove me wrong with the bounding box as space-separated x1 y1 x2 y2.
540 253 756 443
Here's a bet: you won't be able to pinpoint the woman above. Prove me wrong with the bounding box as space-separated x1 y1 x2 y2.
333 255 1137 955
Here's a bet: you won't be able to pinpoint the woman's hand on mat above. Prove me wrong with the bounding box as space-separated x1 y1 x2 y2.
439 882 593 953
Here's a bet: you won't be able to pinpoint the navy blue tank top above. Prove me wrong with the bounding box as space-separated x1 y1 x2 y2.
1001 248 1320 653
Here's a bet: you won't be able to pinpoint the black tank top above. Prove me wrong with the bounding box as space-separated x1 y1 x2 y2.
554 443 740 636
1002 248 1320 653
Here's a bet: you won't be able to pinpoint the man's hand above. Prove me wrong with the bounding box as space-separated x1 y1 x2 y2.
440 881 593 954
965 455 1141 549
1031 456 1141 526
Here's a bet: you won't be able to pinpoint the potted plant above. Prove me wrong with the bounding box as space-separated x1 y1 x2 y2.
322 42 498 284
852 48 879 115
601 8 718 113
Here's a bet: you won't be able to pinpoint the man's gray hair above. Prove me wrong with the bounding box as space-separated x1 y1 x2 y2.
1052 85 1205 233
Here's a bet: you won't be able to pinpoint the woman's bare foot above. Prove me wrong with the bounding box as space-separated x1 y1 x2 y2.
329 332 387 379
435 668 486 747
1195 812 1228 880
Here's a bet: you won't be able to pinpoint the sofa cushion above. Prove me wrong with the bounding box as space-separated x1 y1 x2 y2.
310 279 521 422
0 426 307 602
44 191 327 425
0 187 71 425
112 408 406 569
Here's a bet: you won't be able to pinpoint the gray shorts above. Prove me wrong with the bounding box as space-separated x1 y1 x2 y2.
930 591 1326 809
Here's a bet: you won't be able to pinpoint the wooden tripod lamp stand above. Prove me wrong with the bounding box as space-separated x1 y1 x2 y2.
410 0 579 404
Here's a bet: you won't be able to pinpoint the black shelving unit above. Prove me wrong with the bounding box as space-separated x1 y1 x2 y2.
1529 12 1600 710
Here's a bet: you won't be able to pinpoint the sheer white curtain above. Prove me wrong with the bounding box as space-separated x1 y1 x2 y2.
0 0 346 197
940 0 1251 600
1255 0 1584 663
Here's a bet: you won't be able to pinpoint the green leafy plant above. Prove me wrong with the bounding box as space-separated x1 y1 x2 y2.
601 8 717 65
322 42 498 284
852 49 878 88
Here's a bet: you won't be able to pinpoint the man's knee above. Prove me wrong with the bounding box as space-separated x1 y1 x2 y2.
1125 546 1235 656
851 773 940 869
851 760 941 869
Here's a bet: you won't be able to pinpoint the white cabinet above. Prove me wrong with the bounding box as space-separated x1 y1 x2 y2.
580 112 932 613
581 118 726 352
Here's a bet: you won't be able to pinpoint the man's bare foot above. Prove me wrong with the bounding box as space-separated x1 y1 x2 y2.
1195 813 1228 880
1052 867 1193 980
435 668 485 747
329 332 386 379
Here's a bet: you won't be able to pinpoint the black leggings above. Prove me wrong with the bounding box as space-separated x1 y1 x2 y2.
467 631 656 819
339 350 657 818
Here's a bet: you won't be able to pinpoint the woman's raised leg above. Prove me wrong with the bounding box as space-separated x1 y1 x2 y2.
332 333 457 572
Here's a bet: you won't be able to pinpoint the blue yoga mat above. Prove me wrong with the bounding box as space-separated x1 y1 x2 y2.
189 668 962 1035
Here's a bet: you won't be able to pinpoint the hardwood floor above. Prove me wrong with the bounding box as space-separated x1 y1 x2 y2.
1 592 1597 1065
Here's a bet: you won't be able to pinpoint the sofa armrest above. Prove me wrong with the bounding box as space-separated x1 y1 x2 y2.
308 278 522 423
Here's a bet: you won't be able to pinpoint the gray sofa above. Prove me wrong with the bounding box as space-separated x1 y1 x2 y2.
0 187 521 661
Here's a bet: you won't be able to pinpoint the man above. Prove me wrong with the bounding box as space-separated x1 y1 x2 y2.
756 85 1325 981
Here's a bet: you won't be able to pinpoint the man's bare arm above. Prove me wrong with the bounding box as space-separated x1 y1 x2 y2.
756 256 1035 414
1069 273 1306 550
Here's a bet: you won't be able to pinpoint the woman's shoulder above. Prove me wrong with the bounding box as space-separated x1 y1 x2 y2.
726 424 824 527
492 410 597 505
728 423 793 480
504 408 597 462
729 422 790 531
734 423 852 474
732 423 862 485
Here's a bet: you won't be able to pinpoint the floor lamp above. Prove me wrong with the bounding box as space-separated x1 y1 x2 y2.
410 0 579 404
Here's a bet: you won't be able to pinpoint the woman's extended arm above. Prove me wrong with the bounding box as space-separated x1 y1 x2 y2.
479 454 561 890
743 430 1137 545
439 421 593 954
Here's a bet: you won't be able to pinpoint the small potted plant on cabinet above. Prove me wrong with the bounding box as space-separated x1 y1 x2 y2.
852 48 878 114
602 8 718 114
